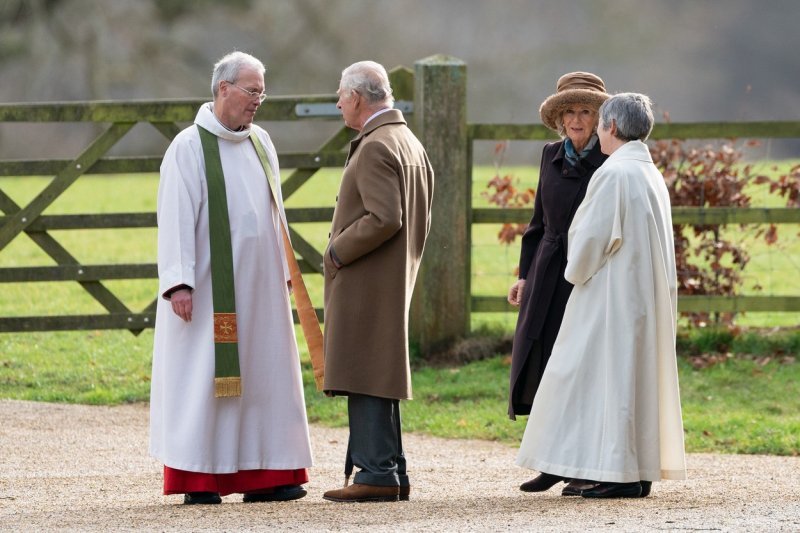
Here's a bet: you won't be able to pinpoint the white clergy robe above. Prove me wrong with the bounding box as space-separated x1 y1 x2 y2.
516 140 687 483
149 103 313 473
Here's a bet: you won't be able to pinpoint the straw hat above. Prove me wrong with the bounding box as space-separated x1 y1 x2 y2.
539 72 609 132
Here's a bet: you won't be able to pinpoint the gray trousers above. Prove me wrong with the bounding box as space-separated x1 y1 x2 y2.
345 393 408 488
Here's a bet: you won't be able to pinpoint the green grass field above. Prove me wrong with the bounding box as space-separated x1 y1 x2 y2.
1 163 798 455
1 327 798 455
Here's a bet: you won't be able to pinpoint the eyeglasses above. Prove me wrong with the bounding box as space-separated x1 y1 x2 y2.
227 82 267 103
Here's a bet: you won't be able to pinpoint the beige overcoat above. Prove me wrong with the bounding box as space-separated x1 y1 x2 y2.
323 109 434 400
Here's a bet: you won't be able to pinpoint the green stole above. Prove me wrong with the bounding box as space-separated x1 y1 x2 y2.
198 126 242 398
197 125 326 398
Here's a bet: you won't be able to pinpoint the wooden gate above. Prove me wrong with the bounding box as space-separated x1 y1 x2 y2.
0 68 414 334
2 54 799 351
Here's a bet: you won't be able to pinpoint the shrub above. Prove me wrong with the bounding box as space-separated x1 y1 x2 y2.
484 137 800 329
650 139 799 327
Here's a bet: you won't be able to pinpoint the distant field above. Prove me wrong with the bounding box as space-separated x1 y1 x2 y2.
0 161 800 331
1 160 798 328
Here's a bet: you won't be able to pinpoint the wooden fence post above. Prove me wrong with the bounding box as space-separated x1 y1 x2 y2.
411 55 469 355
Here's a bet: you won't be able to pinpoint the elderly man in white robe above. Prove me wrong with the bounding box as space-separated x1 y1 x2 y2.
516 93 686 498
150 51 313 505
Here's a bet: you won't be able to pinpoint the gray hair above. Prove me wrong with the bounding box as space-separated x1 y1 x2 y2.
598 92 655 141
340 61 394 107
211 51 265 97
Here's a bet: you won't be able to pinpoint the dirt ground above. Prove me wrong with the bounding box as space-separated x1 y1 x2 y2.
1 399 798 532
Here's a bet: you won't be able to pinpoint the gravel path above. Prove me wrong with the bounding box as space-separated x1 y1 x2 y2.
1 400 798 532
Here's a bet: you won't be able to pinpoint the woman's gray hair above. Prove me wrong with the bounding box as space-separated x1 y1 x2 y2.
211 51 265 97
340 61 395 107
598 92 655 141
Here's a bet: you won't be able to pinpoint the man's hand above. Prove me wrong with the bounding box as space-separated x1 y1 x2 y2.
170 289 193 322
507 279 526 307
329 248 342 269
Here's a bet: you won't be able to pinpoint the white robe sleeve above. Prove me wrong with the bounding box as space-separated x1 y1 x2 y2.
156 133 204 298
564 165 625 286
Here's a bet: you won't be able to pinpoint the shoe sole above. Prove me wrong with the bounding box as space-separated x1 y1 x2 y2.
244 489 307 503
581 488 642 499
322 495 399 503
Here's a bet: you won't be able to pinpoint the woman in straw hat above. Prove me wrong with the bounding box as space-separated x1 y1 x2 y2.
507 72 609 496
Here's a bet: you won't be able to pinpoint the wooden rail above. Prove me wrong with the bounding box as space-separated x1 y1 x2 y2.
0 70 417 335
1 60 799 343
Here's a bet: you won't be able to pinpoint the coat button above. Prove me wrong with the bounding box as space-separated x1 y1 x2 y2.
562 169 569 175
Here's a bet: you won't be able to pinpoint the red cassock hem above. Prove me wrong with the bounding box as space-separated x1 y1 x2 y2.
163 465 309 496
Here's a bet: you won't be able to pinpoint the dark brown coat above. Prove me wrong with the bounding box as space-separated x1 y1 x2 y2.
508 140 606 419
323 110 434 400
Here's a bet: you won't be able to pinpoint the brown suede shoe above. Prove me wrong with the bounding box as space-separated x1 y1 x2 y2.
323 483 400 503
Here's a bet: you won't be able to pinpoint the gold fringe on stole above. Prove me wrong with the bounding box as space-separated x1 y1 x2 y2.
280 227 325 390
214 376 242 398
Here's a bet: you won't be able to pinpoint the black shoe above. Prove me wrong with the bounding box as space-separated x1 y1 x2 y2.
184 492 222 505
243 485 307 503
399 485 411 501
520 473 567 492
639 481 652 498
561 479 597 496
581 482 642 499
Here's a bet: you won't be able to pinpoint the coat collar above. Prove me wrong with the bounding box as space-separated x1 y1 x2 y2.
583 140 607 168
607 140 653 163
346 109 406 165
356 108 406 140
550 138 606 173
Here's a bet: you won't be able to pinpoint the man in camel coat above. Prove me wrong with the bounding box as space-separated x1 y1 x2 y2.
322 60 434 503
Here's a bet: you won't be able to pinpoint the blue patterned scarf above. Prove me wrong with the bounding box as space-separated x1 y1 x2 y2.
564 134 598 166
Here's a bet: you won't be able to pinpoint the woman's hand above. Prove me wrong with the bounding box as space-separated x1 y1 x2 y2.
508 279 526 307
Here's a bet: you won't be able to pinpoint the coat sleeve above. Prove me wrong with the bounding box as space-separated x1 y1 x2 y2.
156 133 204 298
564 164 625 286
331 141 403 265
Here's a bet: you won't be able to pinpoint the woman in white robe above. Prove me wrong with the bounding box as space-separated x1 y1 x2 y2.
516 93 686 499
